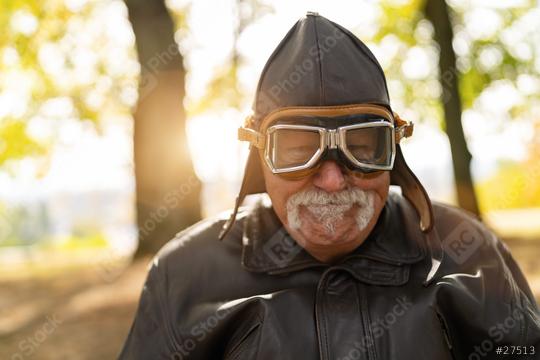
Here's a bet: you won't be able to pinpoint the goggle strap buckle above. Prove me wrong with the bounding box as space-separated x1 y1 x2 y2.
238 127 264 149
394 112 414 143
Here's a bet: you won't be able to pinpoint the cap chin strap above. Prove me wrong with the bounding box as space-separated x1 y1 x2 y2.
390 146 433 232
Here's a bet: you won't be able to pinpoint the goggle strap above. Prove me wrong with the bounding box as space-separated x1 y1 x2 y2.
394 112 414 144
238 127 264 149
239 111 414 147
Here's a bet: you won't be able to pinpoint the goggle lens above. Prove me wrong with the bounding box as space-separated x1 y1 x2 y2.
344 126 392 166
269 128 321 168
266 122 394 173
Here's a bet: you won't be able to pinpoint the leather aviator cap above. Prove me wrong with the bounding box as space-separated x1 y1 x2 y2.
219 12 433 240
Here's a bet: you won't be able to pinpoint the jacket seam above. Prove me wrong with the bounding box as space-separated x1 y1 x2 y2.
154 265 183 357
435 309 456 360
316 269 333 360
357 282 377 360
224 319 262 360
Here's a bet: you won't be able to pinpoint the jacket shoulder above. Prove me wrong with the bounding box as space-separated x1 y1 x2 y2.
427 202 539 350
154 207 249 272
147 206 255 304
429 200 536 303
430 200 501 263
119 209 251 359
431 200 498 245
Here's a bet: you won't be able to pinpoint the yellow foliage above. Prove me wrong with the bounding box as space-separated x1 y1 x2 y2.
0 120 44 165
477 123 540 211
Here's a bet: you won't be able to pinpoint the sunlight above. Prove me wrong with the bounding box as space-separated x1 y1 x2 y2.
186 108 247 183
9 10 38 36
0 0 538 255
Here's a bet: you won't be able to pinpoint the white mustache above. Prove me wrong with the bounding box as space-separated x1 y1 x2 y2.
286 188 375 234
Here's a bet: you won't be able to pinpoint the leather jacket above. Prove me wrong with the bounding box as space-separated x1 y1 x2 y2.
120 192 540 359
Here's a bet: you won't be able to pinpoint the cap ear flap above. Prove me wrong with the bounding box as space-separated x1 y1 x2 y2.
219 147 266 240
243 147 266 195
390 145 433 232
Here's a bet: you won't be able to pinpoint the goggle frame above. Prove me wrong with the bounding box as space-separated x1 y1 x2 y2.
265 121 395 174
238 104 413 178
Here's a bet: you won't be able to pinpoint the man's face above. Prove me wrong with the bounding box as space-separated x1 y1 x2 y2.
262 155 390 263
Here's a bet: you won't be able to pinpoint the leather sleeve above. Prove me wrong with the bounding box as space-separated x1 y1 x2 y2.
494 238 540 346
118 260 178 360
496 239 537 307
432 205 540 357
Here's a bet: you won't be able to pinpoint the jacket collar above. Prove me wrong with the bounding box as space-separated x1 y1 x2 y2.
241 192 426 279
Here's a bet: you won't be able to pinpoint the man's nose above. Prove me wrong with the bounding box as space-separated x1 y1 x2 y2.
312 160 347 192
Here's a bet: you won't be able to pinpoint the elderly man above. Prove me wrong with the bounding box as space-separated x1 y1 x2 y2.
120 13 539 360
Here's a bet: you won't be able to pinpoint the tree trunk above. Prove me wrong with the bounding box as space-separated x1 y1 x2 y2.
424 0 480 216
125 0 201 257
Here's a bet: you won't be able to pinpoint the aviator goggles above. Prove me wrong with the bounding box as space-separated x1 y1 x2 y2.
238 104 413 179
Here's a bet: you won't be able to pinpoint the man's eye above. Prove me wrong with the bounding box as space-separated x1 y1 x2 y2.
276 146 316 165
285 146 315 158
349 144 370 151
287 145 314 153
349 145 374 159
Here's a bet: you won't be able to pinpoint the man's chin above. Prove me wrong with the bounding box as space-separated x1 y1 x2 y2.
295 211 363 246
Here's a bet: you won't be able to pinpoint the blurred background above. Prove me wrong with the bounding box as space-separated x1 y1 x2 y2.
1 0 539 358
